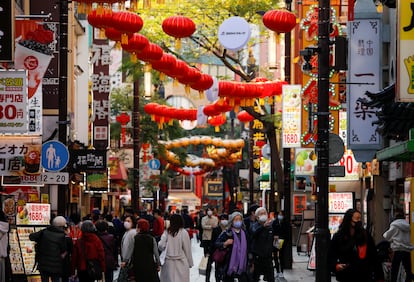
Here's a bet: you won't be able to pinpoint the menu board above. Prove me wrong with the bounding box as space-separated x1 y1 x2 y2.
9 226 46 275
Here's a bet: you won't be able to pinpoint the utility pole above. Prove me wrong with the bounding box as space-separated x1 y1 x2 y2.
315 0 331 281
132 80 140 212
58 0 68 216
283 0 293 270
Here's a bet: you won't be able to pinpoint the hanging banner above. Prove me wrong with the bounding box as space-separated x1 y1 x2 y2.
14 19 56 134
282 84 302 148
0 70 28 133
347 19 381 150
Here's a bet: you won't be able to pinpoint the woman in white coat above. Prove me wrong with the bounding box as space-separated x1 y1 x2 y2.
158 213 193 282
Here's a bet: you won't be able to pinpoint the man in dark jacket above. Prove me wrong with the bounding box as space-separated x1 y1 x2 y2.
29 216 68 282
249 207 275 282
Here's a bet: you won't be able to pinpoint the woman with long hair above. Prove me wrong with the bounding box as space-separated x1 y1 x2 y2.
328 209 383 281
158 214 193 282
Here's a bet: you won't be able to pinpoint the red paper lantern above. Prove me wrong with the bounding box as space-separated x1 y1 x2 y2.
178 67 201 93
151 53 177 74
203 104 221 117
136 43 163 62
162 16 196 49
87 9 113 29
190 74 214 92
208 115 227 132
122 33 149 53
237 110 254 127
111 11 144 44
165 59 189 80
122 33 149 62
262 9 297 34
116 112 131 144
105 27 123 42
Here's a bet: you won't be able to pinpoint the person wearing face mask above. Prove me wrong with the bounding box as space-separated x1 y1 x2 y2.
120 215 137 270
272 210 289 278
201 208 219 256
328 209 383 282
249 207 275 282
206 214 228 282
215 211 249 282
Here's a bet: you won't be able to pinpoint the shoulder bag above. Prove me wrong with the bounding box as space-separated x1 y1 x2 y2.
80 238 103 280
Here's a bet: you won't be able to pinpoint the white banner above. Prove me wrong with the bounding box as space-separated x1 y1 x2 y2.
282 85 302 148
16 203 50 225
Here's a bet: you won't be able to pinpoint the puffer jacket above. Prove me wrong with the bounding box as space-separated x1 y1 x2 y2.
29 226 67 274
0 221 9 258
383 218 414 252
249 222 274 258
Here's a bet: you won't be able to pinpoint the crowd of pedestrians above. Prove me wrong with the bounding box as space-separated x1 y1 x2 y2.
0 205 412 282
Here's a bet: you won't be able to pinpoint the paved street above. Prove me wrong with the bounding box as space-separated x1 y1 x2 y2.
114 236 318 281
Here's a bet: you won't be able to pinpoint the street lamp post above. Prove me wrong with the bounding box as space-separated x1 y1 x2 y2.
132 79 140 212
315 0 331 281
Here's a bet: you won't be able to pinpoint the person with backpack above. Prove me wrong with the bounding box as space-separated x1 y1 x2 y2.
96 220 117 282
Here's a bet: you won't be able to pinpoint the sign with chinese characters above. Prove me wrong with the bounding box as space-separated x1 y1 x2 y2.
205 181 222 196
0 0 14 62
0 70 28 133
347 19 381 150
0 136 42 176
282 84 301 148
91 29 110 150
16 203 51 225
330 149 360 181
328 192 354 214
252 105 266 174
397 1 414 101
67 149 107 172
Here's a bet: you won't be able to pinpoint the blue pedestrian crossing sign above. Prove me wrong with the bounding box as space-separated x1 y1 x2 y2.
148 159 160 170
41 140 70 172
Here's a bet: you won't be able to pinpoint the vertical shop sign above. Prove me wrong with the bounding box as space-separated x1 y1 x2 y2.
0 0 14 62
252 104 266 174
282 84 302 148
397 1 414 101
0 70 28 133
347 19 381 149
91 30 110 150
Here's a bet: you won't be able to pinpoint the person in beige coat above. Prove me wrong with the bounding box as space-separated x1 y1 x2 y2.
158 214 193 282
201 208 218 256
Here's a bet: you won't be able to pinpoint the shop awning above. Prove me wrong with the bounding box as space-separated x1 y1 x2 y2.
167 192 201 207
376 129 414 161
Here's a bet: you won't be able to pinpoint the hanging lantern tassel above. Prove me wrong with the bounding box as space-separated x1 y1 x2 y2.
121 34 129 45
130 0 139 11
130 53 137 63
215 125 220 132
168 119 174 126
185 84 191 94
175 38 182 50
259 98 265 106
159 72 166 81
268 96 274 104
173 79 179 87
198 91 204 99
275 32 281 45
143 0 151 9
